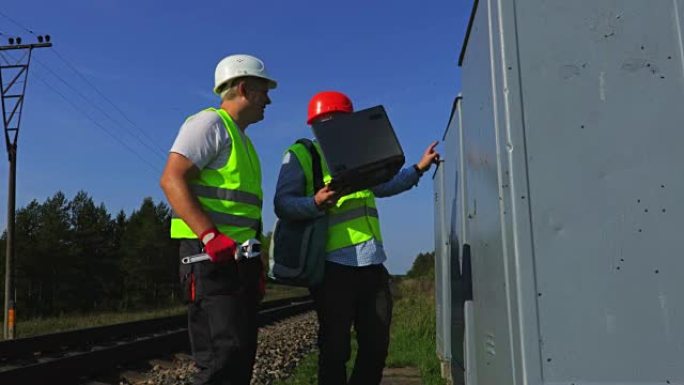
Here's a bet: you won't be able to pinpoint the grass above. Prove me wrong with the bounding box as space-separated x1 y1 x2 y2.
1 283 309 341
276 277 445 385
8 305 187 340
387 278 444 385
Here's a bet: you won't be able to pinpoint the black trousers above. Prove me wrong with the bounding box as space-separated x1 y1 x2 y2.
179 240 262 385
310 261 393 385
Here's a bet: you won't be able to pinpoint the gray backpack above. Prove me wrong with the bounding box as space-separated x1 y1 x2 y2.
269 139 327 287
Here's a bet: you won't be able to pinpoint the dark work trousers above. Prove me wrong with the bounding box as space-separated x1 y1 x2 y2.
310 261 393 385
178 239 263 385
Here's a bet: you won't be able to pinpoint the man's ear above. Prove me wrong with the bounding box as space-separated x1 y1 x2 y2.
237 80 249 98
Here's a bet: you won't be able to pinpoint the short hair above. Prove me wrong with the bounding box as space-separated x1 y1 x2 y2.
219 77 268 101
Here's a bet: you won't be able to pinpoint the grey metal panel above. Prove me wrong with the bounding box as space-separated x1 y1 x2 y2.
445 96 467 383
489 0 545 383
458 0 684 384
461 0 514 383
434 161 449 360
464 301 478 385
512 0 684 382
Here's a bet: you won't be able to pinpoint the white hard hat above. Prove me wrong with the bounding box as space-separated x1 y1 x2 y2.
213 54 277 95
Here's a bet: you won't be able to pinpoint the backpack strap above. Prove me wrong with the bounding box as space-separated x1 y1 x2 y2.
295 138 324 193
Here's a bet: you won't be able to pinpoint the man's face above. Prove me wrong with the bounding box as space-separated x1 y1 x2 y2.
242 79 271 124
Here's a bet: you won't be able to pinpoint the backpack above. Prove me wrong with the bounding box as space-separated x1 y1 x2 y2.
268 139 327 287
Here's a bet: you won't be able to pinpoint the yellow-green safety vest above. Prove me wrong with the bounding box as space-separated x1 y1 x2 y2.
288 141 383 252
170 108 262 243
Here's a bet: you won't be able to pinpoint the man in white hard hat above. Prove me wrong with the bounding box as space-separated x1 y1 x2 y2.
160 54 276 385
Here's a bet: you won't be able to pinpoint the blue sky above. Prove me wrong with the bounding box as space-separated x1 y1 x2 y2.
0 0 470 274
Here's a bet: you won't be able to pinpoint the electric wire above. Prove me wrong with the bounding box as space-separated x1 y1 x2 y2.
0 52 162 175
32 56 167 161
0 10 36 36
50 50 168 156
0 11 168 158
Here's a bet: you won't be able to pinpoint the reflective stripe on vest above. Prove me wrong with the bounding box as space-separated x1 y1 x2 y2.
171 210 261 232
190 185 262 207
287 141 383 252
328 206 379 227
170 108 262 243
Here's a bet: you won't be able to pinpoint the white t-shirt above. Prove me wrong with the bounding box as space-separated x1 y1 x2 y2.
170 109 245 170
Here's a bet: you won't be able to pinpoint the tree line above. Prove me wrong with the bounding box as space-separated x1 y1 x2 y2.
0 191 179 319
406 251 435 279
0 190 435 319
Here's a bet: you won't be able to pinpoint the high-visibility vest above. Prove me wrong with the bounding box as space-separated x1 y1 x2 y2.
288 141 383 252
170 108 262 243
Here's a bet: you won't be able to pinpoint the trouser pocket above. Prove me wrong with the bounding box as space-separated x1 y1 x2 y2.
179 239 240 300
180 270 196 303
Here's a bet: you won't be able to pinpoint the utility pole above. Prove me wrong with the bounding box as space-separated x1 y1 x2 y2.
1 35 51 339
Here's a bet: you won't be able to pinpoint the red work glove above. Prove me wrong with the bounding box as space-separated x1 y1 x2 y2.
200 228 237 263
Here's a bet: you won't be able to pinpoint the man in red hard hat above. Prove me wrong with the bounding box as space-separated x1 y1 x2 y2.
274 91 440 385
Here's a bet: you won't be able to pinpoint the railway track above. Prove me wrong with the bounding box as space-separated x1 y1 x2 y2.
0 295 313 385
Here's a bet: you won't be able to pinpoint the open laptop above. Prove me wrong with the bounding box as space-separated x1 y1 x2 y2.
311 105 405 193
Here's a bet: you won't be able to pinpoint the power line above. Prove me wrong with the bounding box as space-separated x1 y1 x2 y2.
0 10 167 158
32 57 167 161
0 10 36 36
35 73 163 175
50 50 168 156
4 54 163 176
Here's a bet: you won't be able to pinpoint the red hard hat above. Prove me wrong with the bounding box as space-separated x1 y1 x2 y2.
307 91 353 124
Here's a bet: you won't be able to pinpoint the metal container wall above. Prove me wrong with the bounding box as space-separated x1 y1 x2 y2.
451 0 684 384
433 159 449 363
435 96 468 383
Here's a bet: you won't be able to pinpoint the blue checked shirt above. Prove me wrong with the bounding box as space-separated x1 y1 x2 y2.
274 148 422 267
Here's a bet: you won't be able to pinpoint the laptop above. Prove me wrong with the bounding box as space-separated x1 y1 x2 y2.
311 105 405 193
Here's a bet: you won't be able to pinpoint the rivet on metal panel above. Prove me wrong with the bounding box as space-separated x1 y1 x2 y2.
655 270 660 274
662 209 666 213
637 199 641 203
645 209 649 213
617 266 621 270
581 125 585 129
